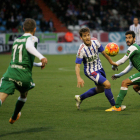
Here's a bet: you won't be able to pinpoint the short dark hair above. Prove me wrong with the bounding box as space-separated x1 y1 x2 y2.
125 31 135 38
79 27 90 37
23 18 36 32
134 17 139 20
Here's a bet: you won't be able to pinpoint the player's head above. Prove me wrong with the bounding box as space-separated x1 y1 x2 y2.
23 18 36 35
133 17 139 26
79 27 91 46
125 31 136 46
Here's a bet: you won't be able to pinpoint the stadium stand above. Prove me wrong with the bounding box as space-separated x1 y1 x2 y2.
0 0 57 33
0 0 139 32
43 0 139 31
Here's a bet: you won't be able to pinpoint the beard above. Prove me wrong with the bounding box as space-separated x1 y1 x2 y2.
126 40 135 46
84 40 91 46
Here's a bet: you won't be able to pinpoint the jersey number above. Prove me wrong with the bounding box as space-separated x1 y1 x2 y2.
13 44 23 62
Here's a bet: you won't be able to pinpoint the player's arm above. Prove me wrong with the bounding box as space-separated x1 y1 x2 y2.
33 62 42 67
26 36 47 69
75 63 84 88
114 45 137 67
112 61 133 80
95 40 118 66
112 45 137 79
101 51 118 66
75 47 84 88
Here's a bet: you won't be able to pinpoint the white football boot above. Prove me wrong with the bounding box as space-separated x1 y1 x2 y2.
121 105 126 110
75 95 82 109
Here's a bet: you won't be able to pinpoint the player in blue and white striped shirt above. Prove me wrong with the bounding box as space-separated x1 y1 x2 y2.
75 27 118 110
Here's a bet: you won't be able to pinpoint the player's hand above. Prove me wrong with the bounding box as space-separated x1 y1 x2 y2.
112 65 118 71
41 57 47 69
111 61 118 67
77 78 84 88
111 75 118 80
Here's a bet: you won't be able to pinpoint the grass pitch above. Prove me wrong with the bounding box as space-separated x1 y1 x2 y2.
0 54 140 140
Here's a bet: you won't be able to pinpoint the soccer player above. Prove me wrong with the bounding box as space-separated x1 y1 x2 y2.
129 17 140 45
75 27 118 110
0 18 47 123
106 31 140 111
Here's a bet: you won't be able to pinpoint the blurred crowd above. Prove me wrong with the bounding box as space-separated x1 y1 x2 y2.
0 0 54 33
0 0 140 33
46 0 140 31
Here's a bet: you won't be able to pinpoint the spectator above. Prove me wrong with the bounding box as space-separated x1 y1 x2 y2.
40 18 49 32
120 18 128 31
48 18 54 32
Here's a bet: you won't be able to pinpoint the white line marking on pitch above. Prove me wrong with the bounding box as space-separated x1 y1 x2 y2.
58 68 75 71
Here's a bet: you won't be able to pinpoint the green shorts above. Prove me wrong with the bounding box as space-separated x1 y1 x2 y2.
0 77 35 95
129 72 140 85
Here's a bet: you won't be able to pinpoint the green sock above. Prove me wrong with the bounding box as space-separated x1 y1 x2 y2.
12 98 26 120
115 87 128 108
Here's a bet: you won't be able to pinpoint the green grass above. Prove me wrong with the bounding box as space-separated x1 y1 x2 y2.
0 54 140 140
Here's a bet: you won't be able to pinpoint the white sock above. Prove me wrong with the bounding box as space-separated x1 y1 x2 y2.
0 99 2 106
137 90 140 95
18 97 27 102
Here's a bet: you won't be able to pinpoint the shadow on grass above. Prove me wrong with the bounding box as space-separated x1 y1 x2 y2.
80 106 107 112
0 127 53 138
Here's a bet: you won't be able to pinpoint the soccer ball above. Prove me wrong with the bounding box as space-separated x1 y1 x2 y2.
105 43 119 56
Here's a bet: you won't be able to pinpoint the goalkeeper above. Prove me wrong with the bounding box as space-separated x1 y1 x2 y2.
106 31 140 111
0 18 47 123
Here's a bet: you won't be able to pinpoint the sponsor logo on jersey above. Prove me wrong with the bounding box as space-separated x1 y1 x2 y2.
126 50 130 56
91 71 97 77
78 52 80 57
86 55 97 62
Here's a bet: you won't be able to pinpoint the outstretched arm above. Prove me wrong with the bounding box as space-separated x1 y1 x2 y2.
112 61 133 80
115 55 129 66
26 37 48 69
101 50 118 66
26 38 45 60
33 62 42 67
75 64 84 88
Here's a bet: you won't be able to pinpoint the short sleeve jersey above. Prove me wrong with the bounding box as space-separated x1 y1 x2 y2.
125 43 140 72
75 38 104 75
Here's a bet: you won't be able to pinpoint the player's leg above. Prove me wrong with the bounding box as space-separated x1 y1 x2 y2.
133 85 140 94
0 77 15 106
75 69 109 109
75 85 104 109
115 72 140 109
0 92 9 106
10 91 28 122
102 80 115 106
90 68 116 106
105 76 137 111
115 78 134 108
10 79 35 123
80 85 104 100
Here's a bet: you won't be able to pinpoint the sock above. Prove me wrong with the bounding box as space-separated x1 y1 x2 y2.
12 97 27 120
137 90 140 95
80 87 97 100
0 99 2 106
104 88 115 106
115 87 128 108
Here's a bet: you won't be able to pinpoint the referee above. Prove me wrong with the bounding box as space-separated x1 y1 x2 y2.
129 17 140 45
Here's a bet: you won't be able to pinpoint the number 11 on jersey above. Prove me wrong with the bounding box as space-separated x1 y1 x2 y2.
13 44 23 62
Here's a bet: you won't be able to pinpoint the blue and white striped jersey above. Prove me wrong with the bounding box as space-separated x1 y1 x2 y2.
75 38 104 75
130 24 140 44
